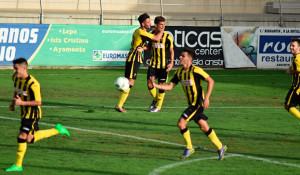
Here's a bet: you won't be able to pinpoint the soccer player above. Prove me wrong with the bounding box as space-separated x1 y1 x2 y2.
6 58 70 172
145 16 174 112
151 48 227 160
115 13 164 113
284 38 300 120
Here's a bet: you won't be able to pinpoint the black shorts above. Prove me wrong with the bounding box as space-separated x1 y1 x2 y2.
181 105 208 123
20 118 39 134
285 87 300 107
125 61 140 80
147 66 168 83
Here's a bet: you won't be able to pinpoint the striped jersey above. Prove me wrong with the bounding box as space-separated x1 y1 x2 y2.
13 74 42 119
171 65 209 106
291 54 300 89
149 31 173 69
127 28 154 64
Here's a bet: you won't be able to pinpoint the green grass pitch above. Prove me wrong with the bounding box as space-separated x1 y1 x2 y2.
0 68 299 175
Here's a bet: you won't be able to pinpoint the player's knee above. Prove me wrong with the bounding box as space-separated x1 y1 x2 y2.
26 138 34 143
204 128 213 136
200 125 209 132
198 120 210 132
26 135 34 143
177 122 185 130
18 132 27 139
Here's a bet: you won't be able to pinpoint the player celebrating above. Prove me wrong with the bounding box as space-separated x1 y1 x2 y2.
145 16 174 112
284 38 300 120
151 48 227 160
115 13 164 113
6 58 70 172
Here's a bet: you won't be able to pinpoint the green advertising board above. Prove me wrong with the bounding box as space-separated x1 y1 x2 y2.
28 24 138 66
1 24 225 68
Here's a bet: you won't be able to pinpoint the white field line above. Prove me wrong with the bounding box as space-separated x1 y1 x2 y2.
0 115 183 147
229 153 300 169
149 153 300 175
1 115 299 175
149 154 239 175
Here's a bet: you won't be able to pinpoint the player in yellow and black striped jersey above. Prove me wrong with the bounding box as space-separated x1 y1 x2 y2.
152 48 227 160
6 58 70 172
145 16 174 112
12 72 42 120
115 13 164 113
284 38 300 120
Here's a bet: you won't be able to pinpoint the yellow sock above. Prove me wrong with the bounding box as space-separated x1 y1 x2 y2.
34 129 59 143
156 92 165 110
181 128 193 149
207 129 223 150
149 88 157 100
289 107 300 120
117 88 131 107
15 142 27 167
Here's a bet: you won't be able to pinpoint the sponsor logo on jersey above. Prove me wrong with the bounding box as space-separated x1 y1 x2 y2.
15 88 27 96
181 80 193 86
152 43 164 48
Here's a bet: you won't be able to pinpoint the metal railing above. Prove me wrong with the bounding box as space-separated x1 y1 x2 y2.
0 0 299 26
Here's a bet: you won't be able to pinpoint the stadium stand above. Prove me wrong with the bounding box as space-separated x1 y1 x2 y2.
0 0 299 27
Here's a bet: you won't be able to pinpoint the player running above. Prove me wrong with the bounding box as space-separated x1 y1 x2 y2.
151 48 227 160
6 58 70 172
284 38 300 120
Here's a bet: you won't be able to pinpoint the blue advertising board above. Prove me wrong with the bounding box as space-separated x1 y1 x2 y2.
0 23 50 65
258 28 300 69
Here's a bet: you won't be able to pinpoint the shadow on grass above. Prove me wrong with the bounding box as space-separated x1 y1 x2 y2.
25 164 131 175
214 127 300 144
196 146 300 162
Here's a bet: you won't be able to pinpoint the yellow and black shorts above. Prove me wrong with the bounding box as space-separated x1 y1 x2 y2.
181 105 208 123
285 87 300 108
125 61 141 80
147 67 168 83
20 118 39 134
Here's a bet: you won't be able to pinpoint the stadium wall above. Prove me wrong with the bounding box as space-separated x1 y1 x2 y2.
1 0 300 27
0 23 299 69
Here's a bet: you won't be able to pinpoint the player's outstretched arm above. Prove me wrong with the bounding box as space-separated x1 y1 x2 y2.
152 81 176 91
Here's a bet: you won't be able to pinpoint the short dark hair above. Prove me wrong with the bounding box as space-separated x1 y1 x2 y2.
154 16 165 24
182 47 195 60
13 58 28 67
138 13 150 25
291 38 300 45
